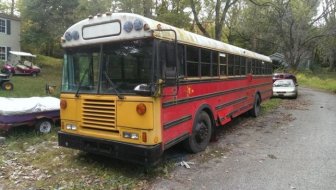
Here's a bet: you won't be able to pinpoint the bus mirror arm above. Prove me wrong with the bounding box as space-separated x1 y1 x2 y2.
152 29 179 96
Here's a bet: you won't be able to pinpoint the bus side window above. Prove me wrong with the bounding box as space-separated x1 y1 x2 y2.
201 49 211 77
219 53 227 76
212 51 219 76
178 44 185 77
186 46 199 77
228 54 234 76
247 58 252 74
252 59 256 74
240 57 246 75
234 55 240 75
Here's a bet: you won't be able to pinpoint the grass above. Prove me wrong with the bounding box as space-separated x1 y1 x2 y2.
296 72 336 93
0 54 62 97
261 98 282 114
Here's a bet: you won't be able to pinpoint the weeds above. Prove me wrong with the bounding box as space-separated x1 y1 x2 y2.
297 72 336 93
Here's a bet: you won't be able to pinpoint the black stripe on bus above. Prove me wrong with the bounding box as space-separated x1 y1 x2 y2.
215 96 248 110
261 89 273 94
163 115 192 130
178 77 246 85
163 82 272 108
165 75 273 86
164 132 189 150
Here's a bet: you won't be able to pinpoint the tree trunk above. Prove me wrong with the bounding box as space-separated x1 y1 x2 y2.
329 54 335 71
143 0 152 18
11 0 14 15
189 0 210 37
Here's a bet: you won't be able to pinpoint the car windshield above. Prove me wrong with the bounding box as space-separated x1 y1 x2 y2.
273 80 294 87
61 39 154 95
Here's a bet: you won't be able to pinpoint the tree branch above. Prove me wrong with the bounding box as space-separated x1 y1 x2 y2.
189 0 210 37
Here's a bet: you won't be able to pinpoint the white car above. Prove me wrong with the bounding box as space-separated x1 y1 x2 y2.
272 79 298 99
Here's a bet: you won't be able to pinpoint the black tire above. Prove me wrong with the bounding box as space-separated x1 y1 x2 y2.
184 111 212 153
1 81 14 91
35 119 53 134
249 94 261 117
32 72 37 77
293 92 298 99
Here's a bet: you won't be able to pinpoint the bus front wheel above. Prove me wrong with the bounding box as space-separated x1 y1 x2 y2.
184 111 212 153
249 94 261 117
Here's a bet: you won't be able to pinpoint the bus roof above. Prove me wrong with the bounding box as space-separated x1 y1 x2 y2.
62 12 272 62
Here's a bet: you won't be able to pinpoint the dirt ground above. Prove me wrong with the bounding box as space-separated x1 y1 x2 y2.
150 87 336 190
1 87 335 189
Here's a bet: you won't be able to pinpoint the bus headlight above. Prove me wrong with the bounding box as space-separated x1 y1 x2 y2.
123 132 139 139
66 124 77 130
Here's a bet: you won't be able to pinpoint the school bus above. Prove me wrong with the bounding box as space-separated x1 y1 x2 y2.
58 12 273 165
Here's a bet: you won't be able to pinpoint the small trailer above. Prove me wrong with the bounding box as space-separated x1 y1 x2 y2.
0 97 60 133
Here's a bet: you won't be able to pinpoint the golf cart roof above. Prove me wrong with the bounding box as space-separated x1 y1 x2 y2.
9 51 36 57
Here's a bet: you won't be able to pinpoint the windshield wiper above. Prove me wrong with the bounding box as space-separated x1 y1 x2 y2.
75 67 89 97
104 72 124 99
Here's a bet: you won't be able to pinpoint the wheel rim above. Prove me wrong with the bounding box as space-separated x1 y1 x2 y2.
5 83 12 90
195 120 209 144
40 121 51 133
255 97 261 114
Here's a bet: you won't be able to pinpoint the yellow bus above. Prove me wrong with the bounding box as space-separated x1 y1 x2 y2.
58 12 273 165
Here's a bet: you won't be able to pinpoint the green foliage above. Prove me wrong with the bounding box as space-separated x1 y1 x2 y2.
19 0 79 56
261 98 282 114
297 72 336 93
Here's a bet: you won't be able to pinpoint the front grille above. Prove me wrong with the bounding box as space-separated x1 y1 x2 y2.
82 99 117 131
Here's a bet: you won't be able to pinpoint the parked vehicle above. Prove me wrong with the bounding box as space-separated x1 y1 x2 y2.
272 73 297 84
272 79 298 99
1 51 41 76
0 97 60 133
0 73 14 91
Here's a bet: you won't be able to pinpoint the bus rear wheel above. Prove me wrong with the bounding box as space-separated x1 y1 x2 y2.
184 111 212 153
249 94 261 117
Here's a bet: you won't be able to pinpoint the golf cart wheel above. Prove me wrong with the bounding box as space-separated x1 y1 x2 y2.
35 119 53 134
1 81 14 91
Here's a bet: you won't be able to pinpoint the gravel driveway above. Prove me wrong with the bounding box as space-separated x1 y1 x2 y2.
150 87 336 190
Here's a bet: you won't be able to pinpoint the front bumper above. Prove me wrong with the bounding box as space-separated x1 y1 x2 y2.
58 132 163 166
273 92 297 97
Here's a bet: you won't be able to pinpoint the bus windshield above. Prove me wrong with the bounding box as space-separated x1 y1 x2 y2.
62 39 154 95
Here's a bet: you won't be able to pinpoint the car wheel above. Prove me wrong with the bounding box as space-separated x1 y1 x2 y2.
1 81 14 91
249 94 261 117
293 93 298 99
35 119 53 134
184 111 212 153
32 72 37 77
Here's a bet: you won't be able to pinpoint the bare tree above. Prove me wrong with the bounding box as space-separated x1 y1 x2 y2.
189 0 238 40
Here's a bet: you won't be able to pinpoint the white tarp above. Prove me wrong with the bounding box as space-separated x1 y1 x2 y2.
9 51 37 58
0 97 60 116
